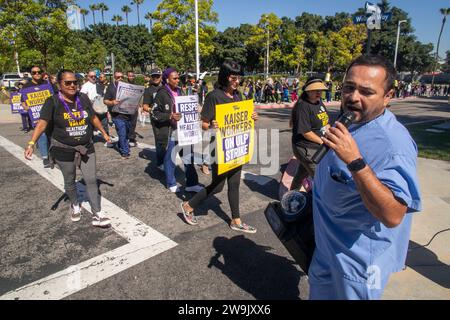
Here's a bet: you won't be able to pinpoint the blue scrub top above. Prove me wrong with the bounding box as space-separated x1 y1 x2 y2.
312 109 422 283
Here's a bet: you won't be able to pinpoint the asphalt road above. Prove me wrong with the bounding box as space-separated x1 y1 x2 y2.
0 96 448 300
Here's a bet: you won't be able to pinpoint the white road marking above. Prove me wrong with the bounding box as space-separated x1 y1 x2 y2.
0 135 177 300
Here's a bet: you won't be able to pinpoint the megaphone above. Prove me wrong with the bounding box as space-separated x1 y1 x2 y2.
264 190 315 274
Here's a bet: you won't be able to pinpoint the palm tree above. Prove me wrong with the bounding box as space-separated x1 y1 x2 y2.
112 15 123 27
121 5 132 25
131 0 145 25
97 3 109 24
432 8 450 86
144 12 153 30
89 4 98 25
80 8 89 29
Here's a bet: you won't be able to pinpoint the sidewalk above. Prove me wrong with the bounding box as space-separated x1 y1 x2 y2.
383 157 450 300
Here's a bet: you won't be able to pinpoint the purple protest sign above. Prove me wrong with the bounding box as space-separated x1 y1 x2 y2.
10 92 23 114
21 83 54 127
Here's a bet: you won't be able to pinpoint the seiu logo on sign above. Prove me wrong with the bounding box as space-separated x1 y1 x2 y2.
233 105 240 111
189 97 196 102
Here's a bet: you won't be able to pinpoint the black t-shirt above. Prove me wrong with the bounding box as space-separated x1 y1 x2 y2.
40 93 96 149
201 88 243 122
291 98 329 149
104 81 131 120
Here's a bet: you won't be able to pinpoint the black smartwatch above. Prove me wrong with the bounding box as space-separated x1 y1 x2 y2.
347 158 366 173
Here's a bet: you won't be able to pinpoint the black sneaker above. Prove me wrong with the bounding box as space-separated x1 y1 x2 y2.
43 159 51 168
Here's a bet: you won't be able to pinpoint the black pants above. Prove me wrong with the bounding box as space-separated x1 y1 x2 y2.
152 124 169 166
128 109 139 141
188 163 242 220
291 144 318 190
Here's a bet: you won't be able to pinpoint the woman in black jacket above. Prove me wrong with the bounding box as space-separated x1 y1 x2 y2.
151 67 202 193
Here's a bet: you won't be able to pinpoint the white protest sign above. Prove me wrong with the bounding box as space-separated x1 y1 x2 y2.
115 81 145 115
175 95 201 146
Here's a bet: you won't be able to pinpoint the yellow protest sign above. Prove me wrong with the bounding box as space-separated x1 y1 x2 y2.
215 99 254 175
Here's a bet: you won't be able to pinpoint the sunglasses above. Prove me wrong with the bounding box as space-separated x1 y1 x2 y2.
88 75 97 78
229 76 241 81
115 76 123 80
63 80 78 86
151 74 161 78
31 71 42 75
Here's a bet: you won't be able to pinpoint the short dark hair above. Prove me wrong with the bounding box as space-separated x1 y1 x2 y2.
345 55 396 92
218 60 243 89
30 66 41 72
57 69 75 83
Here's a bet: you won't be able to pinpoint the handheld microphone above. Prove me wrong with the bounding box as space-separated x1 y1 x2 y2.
311 111 356 164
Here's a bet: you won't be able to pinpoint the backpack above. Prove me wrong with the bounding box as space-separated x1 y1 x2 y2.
92 95 108 114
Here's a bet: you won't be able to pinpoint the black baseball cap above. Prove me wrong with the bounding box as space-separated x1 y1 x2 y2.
150 68 162 76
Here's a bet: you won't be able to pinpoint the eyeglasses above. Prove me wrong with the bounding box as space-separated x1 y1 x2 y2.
31 71 42 75
63 80 78 86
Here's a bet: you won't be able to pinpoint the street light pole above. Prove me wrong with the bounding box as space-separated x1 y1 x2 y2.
194 0 200 81
394 20 407 69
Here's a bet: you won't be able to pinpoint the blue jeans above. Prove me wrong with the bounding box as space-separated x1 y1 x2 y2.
37 133 49 159
164 138 199 188
113 117 130 155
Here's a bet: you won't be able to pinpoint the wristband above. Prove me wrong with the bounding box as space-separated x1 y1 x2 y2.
28 141 35 146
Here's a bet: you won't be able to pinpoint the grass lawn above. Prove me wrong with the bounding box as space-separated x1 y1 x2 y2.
406 121 450 161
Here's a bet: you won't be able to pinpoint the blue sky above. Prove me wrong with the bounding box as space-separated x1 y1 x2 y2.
76 0 450 58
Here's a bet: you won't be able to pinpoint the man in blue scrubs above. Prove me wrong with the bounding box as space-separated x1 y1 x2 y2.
309 55 422 299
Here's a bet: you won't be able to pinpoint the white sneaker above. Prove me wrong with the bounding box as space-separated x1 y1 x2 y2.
185 185 204 193
92 212 111 227
70 204 81 222
104 141 115 148
169 185 180 193
111 136 119 143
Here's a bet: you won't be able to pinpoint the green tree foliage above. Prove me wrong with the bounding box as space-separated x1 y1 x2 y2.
80 24 154 72
246 13 282 72
0 0 109 73
152 0 218 71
